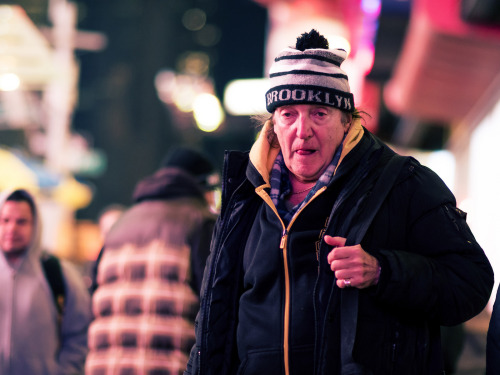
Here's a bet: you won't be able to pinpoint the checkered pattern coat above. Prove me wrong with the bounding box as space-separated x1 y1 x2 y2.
86 167 216 375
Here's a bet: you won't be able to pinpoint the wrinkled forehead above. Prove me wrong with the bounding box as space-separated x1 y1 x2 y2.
272 104 349 120
274 103 343 111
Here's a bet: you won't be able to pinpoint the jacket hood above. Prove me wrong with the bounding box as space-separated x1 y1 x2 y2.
0 188 42 261
132 167 207 203
249 118 365 185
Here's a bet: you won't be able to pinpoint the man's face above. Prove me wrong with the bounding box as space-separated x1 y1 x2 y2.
273 104 350 183
0 200 34 256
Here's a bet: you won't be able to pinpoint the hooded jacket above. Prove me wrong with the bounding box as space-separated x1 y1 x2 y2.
185 120 493 375
86 167 217 375
0 188 92 375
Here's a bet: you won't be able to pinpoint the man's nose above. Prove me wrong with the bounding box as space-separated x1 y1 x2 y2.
296 115 313 139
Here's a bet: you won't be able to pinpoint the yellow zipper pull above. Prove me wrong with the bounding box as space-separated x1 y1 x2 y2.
280 229 287 249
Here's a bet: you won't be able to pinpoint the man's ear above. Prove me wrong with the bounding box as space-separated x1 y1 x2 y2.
343 114 353 133
263 119 275 134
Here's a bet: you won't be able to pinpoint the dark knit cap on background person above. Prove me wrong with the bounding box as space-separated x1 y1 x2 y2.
265 29 355 113
161 147 219 191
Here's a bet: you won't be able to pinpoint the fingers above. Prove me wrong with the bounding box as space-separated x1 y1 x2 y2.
325 236 348 265
326 239 352 266
332 252 380 289
324 235 346 248
325 235 381 289
326 237 355 288
335 269 354 288
338 278 352 289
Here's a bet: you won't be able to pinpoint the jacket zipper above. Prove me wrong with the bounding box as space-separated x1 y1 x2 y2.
280 228 290 375
256 185 326 375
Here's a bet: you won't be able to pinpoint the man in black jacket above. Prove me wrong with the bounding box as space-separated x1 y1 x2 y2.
185 30 493 375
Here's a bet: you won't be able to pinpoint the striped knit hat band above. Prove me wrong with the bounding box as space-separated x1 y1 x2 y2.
265 43 355 113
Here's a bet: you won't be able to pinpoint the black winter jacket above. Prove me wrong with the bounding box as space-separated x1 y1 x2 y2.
185 124 493 375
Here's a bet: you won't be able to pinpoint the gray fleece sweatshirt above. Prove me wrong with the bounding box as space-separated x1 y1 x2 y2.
0 188 92 375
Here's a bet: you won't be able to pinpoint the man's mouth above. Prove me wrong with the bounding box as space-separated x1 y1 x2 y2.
295 149 316 155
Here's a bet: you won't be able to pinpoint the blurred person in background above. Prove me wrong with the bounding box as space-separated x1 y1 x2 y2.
85 146 219 375
0 188 92 375
86 203 127 293
185 30 493 375
97 204 127 238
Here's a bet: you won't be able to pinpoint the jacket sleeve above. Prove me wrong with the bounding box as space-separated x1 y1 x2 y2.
57 261 92 375
185 220 219 375
188 216 216 295
373 165 494 326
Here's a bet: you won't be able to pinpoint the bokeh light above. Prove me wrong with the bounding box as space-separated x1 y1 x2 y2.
193 93 224 132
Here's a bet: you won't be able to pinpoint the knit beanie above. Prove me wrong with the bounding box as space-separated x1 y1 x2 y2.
161 146 219 191
265 29 354 113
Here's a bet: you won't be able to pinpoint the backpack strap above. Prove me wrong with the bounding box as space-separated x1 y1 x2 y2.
341 154 408 375
41 252 66 328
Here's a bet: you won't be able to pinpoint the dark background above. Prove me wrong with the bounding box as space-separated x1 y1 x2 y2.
1 0 417 220
53 0 267 219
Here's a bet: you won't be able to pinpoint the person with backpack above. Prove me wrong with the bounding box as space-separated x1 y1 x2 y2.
0 188 92 375
184 29 494 375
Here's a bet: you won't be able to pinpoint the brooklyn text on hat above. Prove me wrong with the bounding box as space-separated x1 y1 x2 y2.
265 29 355 113
266 86 353 112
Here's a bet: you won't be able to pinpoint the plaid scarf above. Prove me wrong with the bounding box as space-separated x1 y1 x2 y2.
270 139 345 225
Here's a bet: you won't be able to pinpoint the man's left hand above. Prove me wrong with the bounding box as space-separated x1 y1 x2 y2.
325 235 381 289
